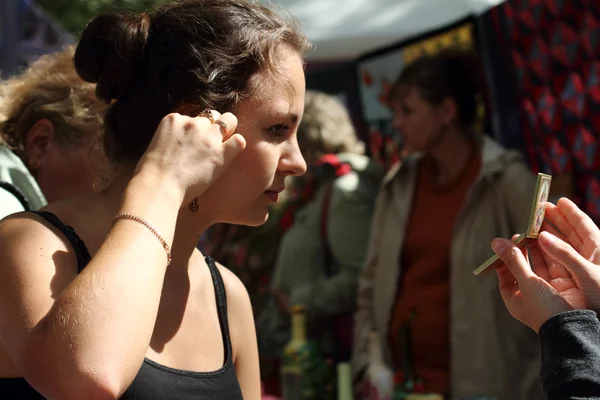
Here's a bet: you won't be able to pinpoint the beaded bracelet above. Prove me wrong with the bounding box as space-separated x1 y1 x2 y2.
113 212 172 265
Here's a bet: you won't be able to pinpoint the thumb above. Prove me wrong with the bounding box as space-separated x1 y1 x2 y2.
492 238 534 283
538 231 592 279
221 133 246 165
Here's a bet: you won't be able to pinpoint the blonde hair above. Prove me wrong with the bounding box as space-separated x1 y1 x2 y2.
298 90 365 158
0 46 105 153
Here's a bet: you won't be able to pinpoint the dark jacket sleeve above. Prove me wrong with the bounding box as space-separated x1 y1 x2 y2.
538 310 600 399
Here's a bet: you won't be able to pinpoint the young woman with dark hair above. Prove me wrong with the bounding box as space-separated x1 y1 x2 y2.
0 1 310 399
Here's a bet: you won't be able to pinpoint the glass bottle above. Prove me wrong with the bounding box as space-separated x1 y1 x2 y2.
281 305 314 400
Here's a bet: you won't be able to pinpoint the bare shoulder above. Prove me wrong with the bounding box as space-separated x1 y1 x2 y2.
0 212 79 360
0 211 79 301
0 211 77 257
214 261 252 315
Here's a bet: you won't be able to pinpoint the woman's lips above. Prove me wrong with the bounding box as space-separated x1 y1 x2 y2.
264 190 280 202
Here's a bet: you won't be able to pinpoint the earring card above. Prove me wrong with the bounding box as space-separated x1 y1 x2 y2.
526 173 552 239
473 172 552 276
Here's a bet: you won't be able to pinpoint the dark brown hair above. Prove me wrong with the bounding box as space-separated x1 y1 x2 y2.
390 48 481 128
74 0 310 163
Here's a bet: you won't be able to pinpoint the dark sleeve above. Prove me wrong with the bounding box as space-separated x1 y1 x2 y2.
538 310 600 400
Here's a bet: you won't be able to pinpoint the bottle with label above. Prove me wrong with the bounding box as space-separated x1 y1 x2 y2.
281 305 310 400
364 332 394 400
281 305 333 400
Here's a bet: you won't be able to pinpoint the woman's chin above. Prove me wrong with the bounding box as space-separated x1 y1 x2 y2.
225 209 270 227
245 211 270 227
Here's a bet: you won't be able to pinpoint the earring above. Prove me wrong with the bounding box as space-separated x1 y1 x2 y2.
188 197 199 213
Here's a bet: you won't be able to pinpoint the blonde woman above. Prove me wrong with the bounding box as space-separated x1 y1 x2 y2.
0 46 105 218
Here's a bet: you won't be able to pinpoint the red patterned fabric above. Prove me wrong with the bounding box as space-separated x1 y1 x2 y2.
492 0 600 220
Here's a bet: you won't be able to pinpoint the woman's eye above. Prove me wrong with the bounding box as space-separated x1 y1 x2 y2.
268 124 289 137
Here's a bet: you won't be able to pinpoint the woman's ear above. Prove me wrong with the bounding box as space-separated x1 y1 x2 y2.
24 119 55 172
439 97 458 126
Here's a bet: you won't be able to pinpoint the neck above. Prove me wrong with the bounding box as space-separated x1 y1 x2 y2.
427 127 475 187
98 166 215 272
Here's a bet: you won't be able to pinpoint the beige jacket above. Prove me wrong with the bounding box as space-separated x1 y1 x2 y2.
352 137 543 399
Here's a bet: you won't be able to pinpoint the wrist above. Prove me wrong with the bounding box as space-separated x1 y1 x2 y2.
116 171 183 250
535 305 575 334
538 309 598 336
130 168 186 207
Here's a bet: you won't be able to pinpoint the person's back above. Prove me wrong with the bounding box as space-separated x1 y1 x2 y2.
0 46 105 219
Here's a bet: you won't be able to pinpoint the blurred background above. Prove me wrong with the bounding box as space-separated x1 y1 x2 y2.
1 2 600 398
3 0 592 217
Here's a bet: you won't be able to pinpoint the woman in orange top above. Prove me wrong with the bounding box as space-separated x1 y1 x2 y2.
352 49 543 399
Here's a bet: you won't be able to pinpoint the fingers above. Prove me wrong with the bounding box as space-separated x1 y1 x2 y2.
180 111 213 132
492 238 535 283
496 265 519 299
195 109 224 130
221 133 246 164
197 110 238 141
214 112 238 141
188 110 245 165
527 242 551 281
545 200 585 252
213 112 244 163
198 109 221 123
557 197 600 249
511 234 528 259
538 231 592 280
544 202 574 237
539 218 566 239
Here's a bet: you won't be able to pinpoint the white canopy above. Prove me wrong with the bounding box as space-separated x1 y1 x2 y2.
267 0 507 61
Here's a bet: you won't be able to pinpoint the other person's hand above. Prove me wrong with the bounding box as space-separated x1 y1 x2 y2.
492 198 600 332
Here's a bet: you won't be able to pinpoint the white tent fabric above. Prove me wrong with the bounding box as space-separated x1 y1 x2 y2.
266 0 507 61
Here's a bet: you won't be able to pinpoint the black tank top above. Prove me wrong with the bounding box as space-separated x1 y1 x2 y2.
0 211 243 399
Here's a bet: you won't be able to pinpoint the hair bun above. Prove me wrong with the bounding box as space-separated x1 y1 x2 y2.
74 12 151 103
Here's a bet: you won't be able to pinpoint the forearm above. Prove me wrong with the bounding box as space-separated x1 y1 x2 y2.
25 173 183 396
539 310 600 400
